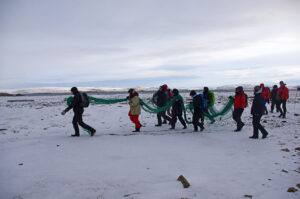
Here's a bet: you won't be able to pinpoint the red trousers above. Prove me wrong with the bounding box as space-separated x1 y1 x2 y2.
128 111 141 128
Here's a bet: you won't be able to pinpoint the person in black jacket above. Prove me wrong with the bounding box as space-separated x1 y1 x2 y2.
61 87 96 137
154 86 172 126
203 87 212 105
250 86 268 139
202 87 212 123
170 89 187 129
190 90 204 131
270 85 278 113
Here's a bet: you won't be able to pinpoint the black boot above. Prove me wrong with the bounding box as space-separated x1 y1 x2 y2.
234 125 240 132
262 133 268 139
249 136 258 139
234 122 244 132
71 134 80 137
90 129 96 136
132 127 140 132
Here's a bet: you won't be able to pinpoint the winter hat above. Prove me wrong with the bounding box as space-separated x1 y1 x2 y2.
236 86 243 92
71 87 78 93
260 83 264 87
172 89 179 96
190 90 196 96
273 85 278 89
128 88 134 94
203 87 209 93
254 86 262 94
163 84 168 91
280 81 284 85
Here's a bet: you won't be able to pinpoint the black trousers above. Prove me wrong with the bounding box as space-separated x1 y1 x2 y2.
171 113 186 128
277 100 287 116
270 100 278 112
193 112 204 131
157 110 171 125
233 108 244 127
252 114 268 137
72 112 95 135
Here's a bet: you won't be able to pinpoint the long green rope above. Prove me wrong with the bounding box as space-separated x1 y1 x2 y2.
67 96 127 106
66 95 234 124
139 98 175 113
185 97 234 123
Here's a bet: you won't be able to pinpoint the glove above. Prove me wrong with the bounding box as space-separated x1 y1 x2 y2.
126 96 130 100
61 110 66 115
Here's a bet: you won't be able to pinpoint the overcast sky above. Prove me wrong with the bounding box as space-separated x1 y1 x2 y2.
0 0 300 89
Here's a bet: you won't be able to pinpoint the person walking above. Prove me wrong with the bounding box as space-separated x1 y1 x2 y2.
61 87 96 137
276 81 289 118
170 89 187 129
249 86 268 139
154 86 172 126
232 86 247 132
128 88 142 132
203 87 214 107
162 84 173 123
190 90 205 131
202 87 214 122
260 83 270 115
270 85 278 113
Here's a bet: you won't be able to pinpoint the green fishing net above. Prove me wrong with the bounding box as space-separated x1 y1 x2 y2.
66 95 234 124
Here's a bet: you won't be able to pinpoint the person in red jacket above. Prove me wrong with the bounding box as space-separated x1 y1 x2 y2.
232 86 247 132
260 83 270 115
276 81 289 118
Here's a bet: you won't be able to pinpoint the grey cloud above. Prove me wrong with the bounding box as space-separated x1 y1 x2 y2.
0 0 300 88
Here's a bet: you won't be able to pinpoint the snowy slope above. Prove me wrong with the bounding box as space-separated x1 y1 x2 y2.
0 91 299 199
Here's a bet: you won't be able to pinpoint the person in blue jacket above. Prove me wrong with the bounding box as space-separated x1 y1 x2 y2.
190 90 205 131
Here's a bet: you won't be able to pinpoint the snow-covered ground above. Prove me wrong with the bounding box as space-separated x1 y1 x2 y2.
0 91 299 199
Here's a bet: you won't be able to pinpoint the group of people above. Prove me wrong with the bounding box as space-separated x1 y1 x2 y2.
151 84 215 132
232 81 289 139
61 81 289 139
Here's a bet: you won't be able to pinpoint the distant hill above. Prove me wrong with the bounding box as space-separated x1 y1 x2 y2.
1 85 299 96
0 93 24 97
0 93 14 96
215 84 255 91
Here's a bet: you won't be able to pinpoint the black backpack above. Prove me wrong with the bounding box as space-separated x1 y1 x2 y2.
80 92 90 108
